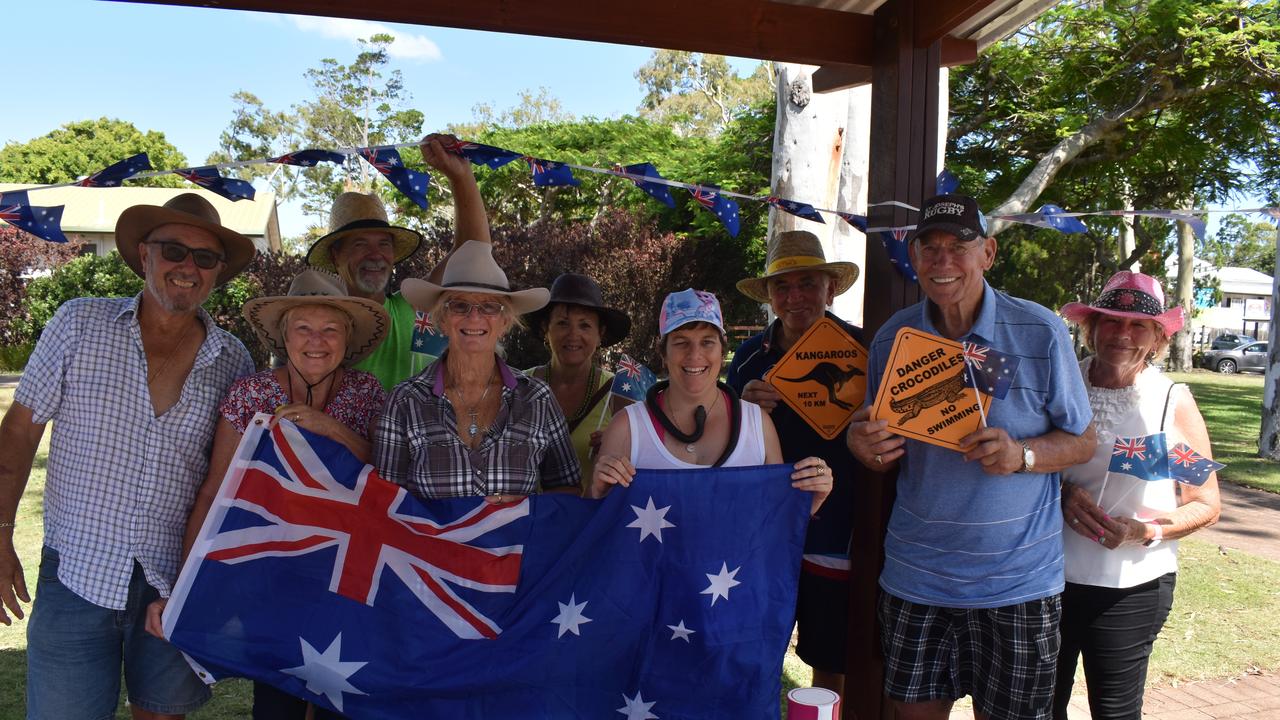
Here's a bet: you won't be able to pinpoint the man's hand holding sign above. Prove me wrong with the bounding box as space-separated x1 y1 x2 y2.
764 318 868 440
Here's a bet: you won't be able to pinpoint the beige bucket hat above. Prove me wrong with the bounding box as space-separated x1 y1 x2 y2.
305 192 423 272
735 230 859 303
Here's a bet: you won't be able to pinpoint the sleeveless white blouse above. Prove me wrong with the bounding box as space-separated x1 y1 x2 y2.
625 398 767 470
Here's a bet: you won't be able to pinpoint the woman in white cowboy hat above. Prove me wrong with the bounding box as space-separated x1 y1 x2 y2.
525 273 633 490
373 241 581 501
1054 271 1221 720
145 270 389 720
588 289 832 517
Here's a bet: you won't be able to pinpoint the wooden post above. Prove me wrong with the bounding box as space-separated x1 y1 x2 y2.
846 0 941 717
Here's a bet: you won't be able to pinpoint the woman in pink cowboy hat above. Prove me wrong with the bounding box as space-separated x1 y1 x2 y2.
1054 271 1222 720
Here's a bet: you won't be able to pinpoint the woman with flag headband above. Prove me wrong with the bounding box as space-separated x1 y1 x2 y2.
373 240 581 502
525 272 635 491
145 268 389 719
588 289 832 516
1055 270 1222 720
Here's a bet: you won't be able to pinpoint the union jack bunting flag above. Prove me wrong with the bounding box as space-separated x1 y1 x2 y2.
172 166 256 202
835 212 868 232
0 191 68 243
525 157 580 187
439 139 522 169
879 229 919 283
75 153 152 187
268 149 347 167
1107 433 1169 481
615 163 675 207
164 416 807 718
688 185 740 237
766 196 825 224
611 354 657 402
960 341 1021 400
936 168 960 195
412 311 449 358
359 147 431 210
1167 442 1224 486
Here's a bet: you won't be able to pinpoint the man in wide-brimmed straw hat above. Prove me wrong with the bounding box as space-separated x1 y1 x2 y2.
725 229 862 696
845 194 1096 720
306 133 492 391
0 191 257 718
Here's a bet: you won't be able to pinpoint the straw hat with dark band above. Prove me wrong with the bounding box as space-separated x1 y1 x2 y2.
528 273 631 347
306 192 423 272
243 270 390 366
401 240 549 315
115 193 256 287
735 230 859 303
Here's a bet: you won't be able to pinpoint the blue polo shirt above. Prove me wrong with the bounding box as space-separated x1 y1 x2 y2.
865 282 1091 608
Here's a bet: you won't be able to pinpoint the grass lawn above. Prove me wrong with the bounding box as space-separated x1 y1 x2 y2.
1167 371 1280 494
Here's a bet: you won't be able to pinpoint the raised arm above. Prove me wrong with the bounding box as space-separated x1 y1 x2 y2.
420 133 491 284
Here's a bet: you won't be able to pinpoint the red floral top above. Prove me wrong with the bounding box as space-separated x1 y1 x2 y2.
220 369 387 439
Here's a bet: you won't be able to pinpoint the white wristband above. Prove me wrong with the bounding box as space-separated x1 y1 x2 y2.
1143 523 1164 547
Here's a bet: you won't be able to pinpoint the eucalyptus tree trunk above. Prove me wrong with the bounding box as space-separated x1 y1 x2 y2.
1169 219 1196 371
1259 224 1280 459
770 63 871 324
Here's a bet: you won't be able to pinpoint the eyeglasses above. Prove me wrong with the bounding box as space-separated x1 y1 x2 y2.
914 239 977 262
445 299 504 317
145 240 226 270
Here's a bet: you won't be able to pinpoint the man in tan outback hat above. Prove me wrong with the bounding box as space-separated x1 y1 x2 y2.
307 133 493 391
725 229 863 698
0 192 257 718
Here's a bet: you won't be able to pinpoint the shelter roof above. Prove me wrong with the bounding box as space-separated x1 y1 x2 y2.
0 184 278 238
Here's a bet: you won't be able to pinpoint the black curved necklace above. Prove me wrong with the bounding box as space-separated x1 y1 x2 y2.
645 380 742 467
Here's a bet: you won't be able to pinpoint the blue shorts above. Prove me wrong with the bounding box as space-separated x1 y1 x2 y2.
26 546 211 719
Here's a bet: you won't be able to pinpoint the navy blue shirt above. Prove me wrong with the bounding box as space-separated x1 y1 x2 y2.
727 311 864 578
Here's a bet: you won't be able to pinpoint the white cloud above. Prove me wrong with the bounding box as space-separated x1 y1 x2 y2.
288 15 442 62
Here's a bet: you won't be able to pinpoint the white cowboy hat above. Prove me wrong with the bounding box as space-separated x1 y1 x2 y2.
242 270 390 366
401 240 550 315
306 192 422 272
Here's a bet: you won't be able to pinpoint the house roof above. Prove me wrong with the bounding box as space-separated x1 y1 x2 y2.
1218 266 1274 297
0 184 277 238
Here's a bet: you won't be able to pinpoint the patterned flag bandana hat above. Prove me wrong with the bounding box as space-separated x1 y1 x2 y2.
1060 270 1185 336
658 288 725 338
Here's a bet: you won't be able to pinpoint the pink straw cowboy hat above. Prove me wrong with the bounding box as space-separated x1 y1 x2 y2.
1060 270 1185 336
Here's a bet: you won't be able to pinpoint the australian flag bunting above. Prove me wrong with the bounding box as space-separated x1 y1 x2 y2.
616 163 675 207
164 415 807 719
0 191 68 243
936 168 960 195
689 185 740 237
441 139 522 170
75 153 152 187
835 212 868 232
526 157 581 187
360 147 431 210
611 354 658 403
269 149 348 167
960 341 1020 400
1167 442 1224 486
1107 433 1170 481
412 311 449 358
173 166 257 202
767 196 825 224
879 229 919 283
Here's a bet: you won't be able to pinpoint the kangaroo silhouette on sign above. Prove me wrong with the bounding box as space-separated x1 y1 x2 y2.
777 362 864 411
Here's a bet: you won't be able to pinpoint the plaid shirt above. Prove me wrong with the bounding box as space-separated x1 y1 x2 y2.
373 355 580 499
15 295 253 609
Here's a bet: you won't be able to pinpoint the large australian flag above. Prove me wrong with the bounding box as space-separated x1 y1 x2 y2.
164 415 808 719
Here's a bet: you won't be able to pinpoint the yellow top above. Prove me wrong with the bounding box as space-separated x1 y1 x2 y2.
526 366 617 492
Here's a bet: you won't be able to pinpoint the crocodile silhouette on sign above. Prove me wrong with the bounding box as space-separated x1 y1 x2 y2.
889 370 968 424
776 362 865 411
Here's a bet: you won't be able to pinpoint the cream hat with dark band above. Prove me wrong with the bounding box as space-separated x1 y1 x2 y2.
735 230 859 303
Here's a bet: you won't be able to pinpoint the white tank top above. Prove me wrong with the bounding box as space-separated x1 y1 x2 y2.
1063 357 1182 588
625 397 767 469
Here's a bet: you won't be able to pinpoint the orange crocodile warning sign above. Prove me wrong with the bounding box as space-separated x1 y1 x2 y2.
765 318 868 440
870 327 991 450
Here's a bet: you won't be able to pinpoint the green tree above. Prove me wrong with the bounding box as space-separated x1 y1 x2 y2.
0 118 188 187
1201 214 1279 274
636 51 774 137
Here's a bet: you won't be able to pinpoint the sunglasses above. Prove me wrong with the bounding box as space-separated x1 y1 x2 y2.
445 299 504 317
145 240 226 270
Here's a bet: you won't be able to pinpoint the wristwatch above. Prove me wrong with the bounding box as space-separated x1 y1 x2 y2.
1019 441 1036 473
1143 523 1164 548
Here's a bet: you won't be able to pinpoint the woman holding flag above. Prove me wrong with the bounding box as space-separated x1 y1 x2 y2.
1055 270 1222 720
525 273 634 490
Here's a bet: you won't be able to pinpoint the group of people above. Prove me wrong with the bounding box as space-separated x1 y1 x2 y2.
0 128 1222 720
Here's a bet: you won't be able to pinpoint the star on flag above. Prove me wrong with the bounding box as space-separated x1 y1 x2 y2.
551 594 592 638
628 497 675 543
667 620 695 642
617 692 659 720
701 563 741 606
280 633 367 712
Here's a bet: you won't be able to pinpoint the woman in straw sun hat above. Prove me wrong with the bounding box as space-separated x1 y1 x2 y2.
373 240 581 502
146 269 389 719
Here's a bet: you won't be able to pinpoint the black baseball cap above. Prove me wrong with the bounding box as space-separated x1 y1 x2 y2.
910 194 989 242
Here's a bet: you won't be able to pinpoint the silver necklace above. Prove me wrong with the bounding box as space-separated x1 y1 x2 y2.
448 368 497 438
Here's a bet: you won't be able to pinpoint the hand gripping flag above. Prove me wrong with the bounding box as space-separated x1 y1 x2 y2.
173 166 257 202
359 147 431 210
615 163 675 207
164 415 808 719
75 153 152 187
0 191 68 243
689 185 740 237
412 311 449 358
611 354 657 403
1107 433 1170 481
766 196 826 224
268 149 348 167
440 139 522 170
960 341 1021 400
1167 442 1225 486
525 157 581 187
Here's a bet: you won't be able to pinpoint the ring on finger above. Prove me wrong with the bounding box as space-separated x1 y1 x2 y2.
1070 517 1079 526
875 454 883 465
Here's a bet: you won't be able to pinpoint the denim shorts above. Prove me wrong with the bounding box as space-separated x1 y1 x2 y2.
26 546 212 720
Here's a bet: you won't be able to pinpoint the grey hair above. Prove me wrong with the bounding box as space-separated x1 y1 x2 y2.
429 291 525 339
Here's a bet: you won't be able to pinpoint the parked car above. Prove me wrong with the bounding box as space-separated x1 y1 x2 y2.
1210 333 1256 350
1200 341 1268 374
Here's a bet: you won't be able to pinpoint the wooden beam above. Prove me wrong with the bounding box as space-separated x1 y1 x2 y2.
913 0 998 48
939 36 978 66
812 65 873 93
120 0 876 67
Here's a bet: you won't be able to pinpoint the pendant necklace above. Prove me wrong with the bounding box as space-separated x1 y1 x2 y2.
449 367 498 438
661 389 720 454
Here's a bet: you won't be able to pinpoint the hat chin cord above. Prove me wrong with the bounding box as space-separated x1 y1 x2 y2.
287 360 341 407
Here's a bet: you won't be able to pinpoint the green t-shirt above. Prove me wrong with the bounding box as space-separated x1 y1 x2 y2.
353 292 438 391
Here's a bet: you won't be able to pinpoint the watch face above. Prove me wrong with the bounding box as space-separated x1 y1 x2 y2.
1023 446 1035 469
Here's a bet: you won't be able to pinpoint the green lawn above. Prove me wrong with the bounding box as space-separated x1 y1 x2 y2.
1167 371 1280 494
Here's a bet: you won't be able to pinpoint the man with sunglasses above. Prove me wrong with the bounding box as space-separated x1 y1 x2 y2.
0 192 257 719
845 194 1095 720
306 133 493 391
